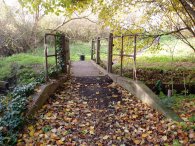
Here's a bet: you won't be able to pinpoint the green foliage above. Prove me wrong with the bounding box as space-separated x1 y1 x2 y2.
17 67 37 84
0 64 61 145
189 115 195 123
113 55 195 71
172 139 182 146
19 0 92 15
177 122 195 131
154 80 162 93
69 40 108 61
160 96 175 108
48 66 61 79
56 33 66 72
42 125 52 133
159 94 185 108
81 129 88 135
0 82 36 145
0 53 55 81
70 41 91 61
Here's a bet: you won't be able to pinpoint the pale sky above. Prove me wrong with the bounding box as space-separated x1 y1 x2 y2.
4 0 19 6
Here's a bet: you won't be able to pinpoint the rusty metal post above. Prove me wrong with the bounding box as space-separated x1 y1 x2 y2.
133 35 137 80
120 35 124 76
54 35 57 67
65 38 70 74
44 45 49 82
108 33 113 73
91 39 95 60
96 37 100 64
62 35 67 74
44 35 49 82
66 38 70 62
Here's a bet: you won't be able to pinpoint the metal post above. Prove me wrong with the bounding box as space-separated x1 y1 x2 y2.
120 35 124 76
66 38 70 62
108 33 113 73
133 35 137 80
91 39 95 60
44 35 49 82
54 36 57 67
96 37 100 64
44 45 49 82
63 35 67 74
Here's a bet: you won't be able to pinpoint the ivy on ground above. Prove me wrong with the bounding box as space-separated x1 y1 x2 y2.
0 66 60 145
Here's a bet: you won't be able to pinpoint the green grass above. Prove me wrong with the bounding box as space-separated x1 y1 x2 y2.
67 37 195 71
0 53 55 81
111 35 195 70
0 41 92 81
69 41 108 61
70 41 91 61
112 54 195 71
30 46 56 56
141 35 195 57
0 36 194 81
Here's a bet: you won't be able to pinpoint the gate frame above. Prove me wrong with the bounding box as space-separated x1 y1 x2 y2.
44 33 69 82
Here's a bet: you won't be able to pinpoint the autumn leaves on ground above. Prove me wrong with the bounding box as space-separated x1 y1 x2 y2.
17 76 194 146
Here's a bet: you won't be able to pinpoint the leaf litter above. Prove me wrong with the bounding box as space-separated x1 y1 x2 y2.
17 76 195 145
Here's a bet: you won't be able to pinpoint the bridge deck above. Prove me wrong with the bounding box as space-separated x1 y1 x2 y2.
71 61 105 77
17 61 189 145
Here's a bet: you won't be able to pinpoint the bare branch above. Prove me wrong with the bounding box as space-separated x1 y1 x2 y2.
175 32 195 52
51 16 97 33
156 27 189 36
179 0 195 20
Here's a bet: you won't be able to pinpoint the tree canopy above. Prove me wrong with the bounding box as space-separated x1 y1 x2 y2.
18 0 93 15
18 0 194 33
18 0 195 51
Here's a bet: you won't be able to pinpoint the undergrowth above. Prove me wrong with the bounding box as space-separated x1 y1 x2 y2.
159 93 195 122
0 32 67 145
0 53 55 81
0 66 60 145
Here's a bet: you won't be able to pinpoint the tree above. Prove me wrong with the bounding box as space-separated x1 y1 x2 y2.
18 0 195 51
0 0 32 56
92 0 195 51
18 0 92 16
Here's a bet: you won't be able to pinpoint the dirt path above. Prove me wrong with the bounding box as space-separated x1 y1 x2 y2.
17 76 194 145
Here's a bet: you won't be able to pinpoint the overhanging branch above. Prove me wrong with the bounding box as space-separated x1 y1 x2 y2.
157 27 188 36
51 16 97 33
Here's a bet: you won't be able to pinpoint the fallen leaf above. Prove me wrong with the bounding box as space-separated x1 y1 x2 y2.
133 139 141 145
103 135 109 140
142 133 148 138
87 113 92 117
51 128 57 133
56 140 64 145
161 136 167 141
28 125 35 137
132 115 138 119
112 94 118 98
89 126 95 135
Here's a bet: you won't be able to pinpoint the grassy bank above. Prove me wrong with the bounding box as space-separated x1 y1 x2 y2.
111 55 195 71
1 37 194 82
0 53 55 83
110 35 195 71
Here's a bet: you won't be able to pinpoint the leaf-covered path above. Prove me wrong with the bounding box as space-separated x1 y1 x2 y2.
17 75 194 145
